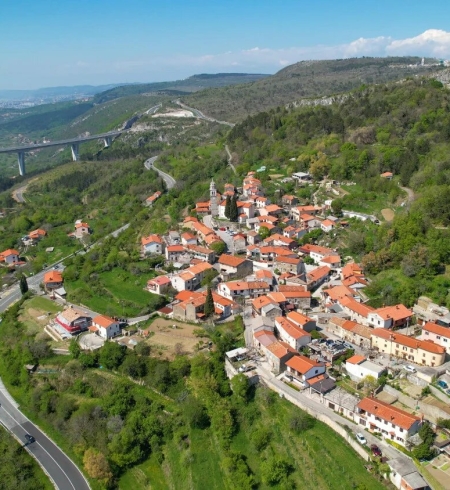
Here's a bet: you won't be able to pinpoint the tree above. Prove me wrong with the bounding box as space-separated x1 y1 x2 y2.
69 338 81 359
19 275 28 295
210 240 226 256
225 195 231 219
261 456 293 486
229 195 239 222
201 267 220 287
231 373 250 401
83 448 113 484
259 226 270 240
99 342 126 370
204 286 215 317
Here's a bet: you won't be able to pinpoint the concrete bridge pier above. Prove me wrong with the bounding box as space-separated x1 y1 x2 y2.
71 143 79 161
103 136 112 148
18 151 25 176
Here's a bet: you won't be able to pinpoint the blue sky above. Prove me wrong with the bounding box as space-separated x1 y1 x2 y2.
1 0 450 89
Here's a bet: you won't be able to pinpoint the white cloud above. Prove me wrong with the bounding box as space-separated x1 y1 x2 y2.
387 29 450 57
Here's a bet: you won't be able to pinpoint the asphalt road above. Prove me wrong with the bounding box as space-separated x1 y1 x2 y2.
145 156 176 189
12 184 28 203
0 380 90 490
174 100 235 127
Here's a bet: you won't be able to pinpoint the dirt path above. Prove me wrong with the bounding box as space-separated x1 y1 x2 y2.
225 144 237 175
400 185 415 202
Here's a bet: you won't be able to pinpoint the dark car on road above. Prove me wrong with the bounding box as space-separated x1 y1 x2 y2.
25 434 35 444
370 444 382 457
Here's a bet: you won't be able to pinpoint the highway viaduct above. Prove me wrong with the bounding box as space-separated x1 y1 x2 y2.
0 131 125 176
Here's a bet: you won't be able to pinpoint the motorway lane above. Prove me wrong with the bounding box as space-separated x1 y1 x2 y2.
0 387 90 490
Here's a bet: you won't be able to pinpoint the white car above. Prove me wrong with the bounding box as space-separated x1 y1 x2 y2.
356 433 367 445
404 365 416 373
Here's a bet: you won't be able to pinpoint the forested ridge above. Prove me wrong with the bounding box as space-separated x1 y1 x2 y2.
227 78 450 307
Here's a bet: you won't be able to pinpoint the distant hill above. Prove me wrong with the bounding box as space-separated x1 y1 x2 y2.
93 73 269 103
0 84 125 103
182 56 443 122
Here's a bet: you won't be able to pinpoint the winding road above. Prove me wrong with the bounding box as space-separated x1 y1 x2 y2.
224 144 237 175
144 156 176 189
0 380 90 490
174 100 235 127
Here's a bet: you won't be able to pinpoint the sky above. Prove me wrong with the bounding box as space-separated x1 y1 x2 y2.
2 0 450 89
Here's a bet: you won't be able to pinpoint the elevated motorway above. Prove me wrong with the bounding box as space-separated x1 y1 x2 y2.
0 130 125 176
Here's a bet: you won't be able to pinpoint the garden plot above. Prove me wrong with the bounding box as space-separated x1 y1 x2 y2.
142 318 209 360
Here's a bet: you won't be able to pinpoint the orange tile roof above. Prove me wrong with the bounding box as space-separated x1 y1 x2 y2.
286 355 324 374
265 204 282 213
75 222 89 228
256 269 273 279
267 292 287 303
339 296 374 317
276 256 301 265
276 317 311 340
372 328 445 354
324 285 356 301
357 397 420 430
252 295 277 310
380 172 393 178
346 355 366 365
218 254 247 267
321 219 335 227
307 265 331 282
330 317 358 332
148 275 172 286
141 234 163 245
422 322 450 338
342 262 364 279
29 228 47 238
276 290 310 299
278 285 307 292
224 280 269 291
320 255 341 264
266 341 296 358
0 248 19 257
43 271 63 283
188 262 213 274
287 311 314 326
300 244 335 256
181 232 196 240
186 245 213 255
259 246 294 256
167 245 184 252
93 315 116 328
373 304 412 322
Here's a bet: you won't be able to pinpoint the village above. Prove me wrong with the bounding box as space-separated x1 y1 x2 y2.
2 169 450 490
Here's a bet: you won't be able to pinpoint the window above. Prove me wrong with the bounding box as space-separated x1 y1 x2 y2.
433 356 435 360
399 428 403 433
425 331 429 335
375 416 381 422
423 353 426 357
410 348 413 352
391 423 396 428
444 338 448 342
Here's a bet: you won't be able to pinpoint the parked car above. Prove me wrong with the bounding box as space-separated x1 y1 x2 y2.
356 433 367 445
370 444 382 457
404 365 416 373
219 227 227 231
437 380 448 389
445 388 450 396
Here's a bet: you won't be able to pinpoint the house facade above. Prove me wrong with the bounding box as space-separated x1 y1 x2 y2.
275 317 311 350
92 315 121 339
356 397 421 447
420 321 450 349
371 329 446 367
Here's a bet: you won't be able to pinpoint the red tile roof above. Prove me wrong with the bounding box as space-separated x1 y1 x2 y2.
286 355 324 374
43 271 63 283
372 328 445 354
357 397 420 430
346 355 366 365
276 317 311 340
93 315 117 328
422 322 450 338
218 254 247 267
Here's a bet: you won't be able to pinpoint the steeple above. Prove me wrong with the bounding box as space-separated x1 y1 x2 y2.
210 179 218 217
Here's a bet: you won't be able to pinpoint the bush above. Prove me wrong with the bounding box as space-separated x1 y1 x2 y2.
251 427 272 451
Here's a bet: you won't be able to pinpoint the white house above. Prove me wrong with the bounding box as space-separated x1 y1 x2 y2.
0 249 20 265
141 234 164 255
218 280 270 300
275 317 311 350
345 355 387 382
286 311 316 333
285 355 326 384
356 397 421 447
92 315 121 339
420 321 450 349
386 458 428 490
147 275 172 295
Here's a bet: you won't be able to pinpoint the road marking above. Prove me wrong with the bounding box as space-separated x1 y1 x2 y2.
0 404 76 490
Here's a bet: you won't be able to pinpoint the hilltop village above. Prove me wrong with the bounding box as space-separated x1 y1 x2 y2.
11 166 449 489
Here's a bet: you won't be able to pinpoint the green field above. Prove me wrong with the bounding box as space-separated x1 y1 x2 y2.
119 388 385 490
64 266 159 317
